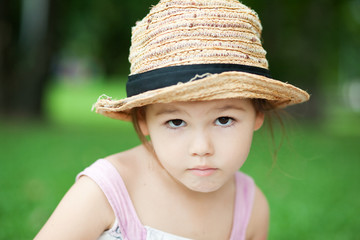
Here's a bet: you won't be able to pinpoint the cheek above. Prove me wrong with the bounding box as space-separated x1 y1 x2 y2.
227 135 253 156
215 127 254 166
148 129 186 161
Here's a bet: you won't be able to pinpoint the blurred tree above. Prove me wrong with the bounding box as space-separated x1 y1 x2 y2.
338 0 360 112
59 0 158 75
0 0 62 119
0 0 159 119
243 0 340 118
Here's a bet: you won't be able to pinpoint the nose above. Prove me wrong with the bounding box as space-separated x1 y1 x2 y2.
189 129 214 157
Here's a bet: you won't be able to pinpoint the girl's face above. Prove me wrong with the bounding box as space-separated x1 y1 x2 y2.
141 99 264 193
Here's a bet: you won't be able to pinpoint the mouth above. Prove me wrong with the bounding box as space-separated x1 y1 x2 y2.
187 167 218 177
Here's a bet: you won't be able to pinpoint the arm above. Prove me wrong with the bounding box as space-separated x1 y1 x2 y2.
246 185 270 240
35 176 115 240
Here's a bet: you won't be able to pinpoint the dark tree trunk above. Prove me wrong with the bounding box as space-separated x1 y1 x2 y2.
0 0 58 120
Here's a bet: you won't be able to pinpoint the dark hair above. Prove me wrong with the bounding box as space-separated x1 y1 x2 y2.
130 107 153 153
130 99 285 165
252 99 286 168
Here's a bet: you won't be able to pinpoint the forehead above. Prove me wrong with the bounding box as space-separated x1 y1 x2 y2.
147 98 254 115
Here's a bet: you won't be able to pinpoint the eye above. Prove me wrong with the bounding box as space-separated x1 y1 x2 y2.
215 117 234 126
167 119 186 128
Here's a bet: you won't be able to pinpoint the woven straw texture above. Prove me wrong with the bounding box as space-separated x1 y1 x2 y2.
94 0 309 120
129 0 267 74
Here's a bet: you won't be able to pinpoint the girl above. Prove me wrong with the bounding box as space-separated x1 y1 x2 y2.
35 0 309 239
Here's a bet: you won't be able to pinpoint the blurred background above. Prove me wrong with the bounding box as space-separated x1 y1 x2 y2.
0 0 359 239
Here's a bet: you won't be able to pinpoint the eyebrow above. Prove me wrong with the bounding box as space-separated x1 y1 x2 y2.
154 107 186 116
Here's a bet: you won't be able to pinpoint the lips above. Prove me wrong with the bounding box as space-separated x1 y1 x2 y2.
188 167 218 176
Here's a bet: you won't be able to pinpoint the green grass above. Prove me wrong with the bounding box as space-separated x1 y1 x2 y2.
1 79 359 239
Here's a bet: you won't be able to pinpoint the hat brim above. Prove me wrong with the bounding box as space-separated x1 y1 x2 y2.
94 71 309 121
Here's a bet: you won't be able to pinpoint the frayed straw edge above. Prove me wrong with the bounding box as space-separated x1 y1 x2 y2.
91 94 113 112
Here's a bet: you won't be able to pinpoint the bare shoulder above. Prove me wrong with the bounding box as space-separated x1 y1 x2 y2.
245 185 270 240
105 144 151 181
35 176 114 240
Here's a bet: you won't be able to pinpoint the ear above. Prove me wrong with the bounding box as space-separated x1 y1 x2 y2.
254 112 265 131
138 115 150 136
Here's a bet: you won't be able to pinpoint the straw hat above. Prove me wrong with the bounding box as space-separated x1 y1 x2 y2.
94 0 310 120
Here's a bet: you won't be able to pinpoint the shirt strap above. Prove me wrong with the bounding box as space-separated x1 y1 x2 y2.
76 159 147 240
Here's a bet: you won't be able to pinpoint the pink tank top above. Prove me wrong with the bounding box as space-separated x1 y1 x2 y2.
77 159 255 240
